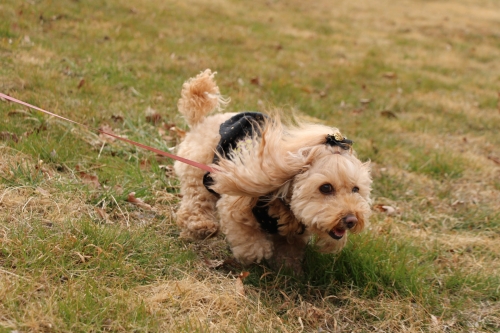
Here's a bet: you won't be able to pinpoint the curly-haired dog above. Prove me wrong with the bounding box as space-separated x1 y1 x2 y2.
174 70 372 269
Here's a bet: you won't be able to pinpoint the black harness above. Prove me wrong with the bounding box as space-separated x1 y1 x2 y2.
203 112 266 195
251 197 281 234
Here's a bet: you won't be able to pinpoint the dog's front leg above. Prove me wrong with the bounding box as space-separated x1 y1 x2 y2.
217 196 274 265
268 234 307 275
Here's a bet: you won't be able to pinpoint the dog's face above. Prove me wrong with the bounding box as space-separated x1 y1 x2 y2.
290 148 372 252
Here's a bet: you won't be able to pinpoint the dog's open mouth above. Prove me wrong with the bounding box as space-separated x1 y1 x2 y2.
328 227 346 240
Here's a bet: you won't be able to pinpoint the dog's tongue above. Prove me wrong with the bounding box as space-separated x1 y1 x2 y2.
328 228 345 240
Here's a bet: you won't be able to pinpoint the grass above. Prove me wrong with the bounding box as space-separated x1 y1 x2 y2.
1 0 500 331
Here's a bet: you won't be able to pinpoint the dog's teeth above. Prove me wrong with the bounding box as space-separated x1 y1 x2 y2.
328 229 344 240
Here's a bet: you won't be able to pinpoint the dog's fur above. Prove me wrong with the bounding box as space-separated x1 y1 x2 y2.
174 69 372 268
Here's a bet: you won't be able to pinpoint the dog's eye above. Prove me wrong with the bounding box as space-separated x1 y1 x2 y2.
319 183 334 194
352 186 359 193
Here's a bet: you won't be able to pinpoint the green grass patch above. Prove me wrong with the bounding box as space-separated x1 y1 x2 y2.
303 233 430 299
0 160 46 186
407 149 465 179
451 206 500 231
371 172 409 201
444 269 500 302
2 219 185 283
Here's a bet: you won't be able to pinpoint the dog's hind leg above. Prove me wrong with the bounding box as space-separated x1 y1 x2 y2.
175 167 219 240
174 114 235 240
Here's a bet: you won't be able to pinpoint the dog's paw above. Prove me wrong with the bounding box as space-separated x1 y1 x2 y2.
179 218 219 240
232 238 273 265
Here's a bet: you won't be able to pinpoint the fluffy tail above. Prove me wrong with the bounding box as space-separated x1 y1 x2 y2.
177 69 229 127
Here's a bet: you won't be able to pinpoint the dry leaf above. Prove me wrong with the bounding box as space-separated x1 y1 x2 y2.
238 271 250 280
22 130 34 138
164 123 186 139
380 110 398 118
235 278 245 296
250 77 260 86
235 271 250 296
374 204 397 215
77 78 85 89
487 155 500 165
8 109 32 117
127 192 153 210
139 159 151 170
80 174 101 188
301 86 313 94
98 124 117 143
95 207 109 221
145 106 162 124
75 166 101 188
111 114 124 122
0 131 19 143
383 72 397 79
167 125 186 139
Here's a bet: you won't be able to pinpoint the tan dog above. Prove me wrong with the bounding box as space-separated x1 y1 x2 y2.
174 70 372 270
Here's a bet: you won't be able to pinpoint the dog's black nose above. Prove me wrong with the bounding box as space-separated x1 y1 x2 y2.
343 214 358 229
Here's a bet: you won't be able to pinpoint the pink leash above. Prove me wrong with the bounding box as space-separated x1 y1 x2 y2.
0 93 215 173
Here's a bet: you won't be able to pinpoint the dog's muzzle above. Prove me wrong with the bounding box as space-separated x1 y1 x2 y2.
328 214 358 240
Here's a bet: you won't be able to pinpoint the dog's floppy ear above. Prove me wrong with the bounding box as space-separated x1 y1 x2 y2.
297 144 335 165
298 147 313 158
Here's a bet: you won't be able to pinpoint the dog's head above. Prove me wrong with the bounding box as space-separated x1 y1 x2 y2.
288 144 372 252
